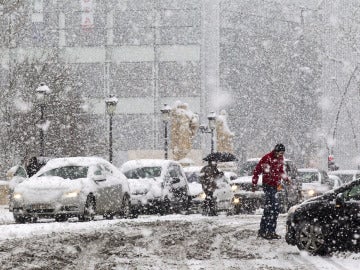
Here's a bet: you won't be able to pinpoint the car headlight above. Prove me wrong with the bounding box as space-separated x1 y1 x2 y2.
198 192 206 200
307 189 315 196
232 197 240 204
63 190 80 198
231 185 238 192
13 193 22 200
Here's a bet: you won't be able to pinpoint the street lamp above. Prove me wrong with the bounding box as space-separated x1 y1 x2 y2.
105 95 118 163
36 82 50 156
199 111 217 154
160 104 171 159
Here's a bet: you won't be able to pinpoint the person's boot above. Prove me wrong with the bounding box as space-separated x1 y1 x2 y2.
269 232 281 239
258 231 273 240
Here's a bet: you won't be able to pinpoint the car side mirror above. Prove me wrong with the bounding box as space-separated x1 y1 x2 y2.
93 175 106 182
171 177 180 184
335 193 345 207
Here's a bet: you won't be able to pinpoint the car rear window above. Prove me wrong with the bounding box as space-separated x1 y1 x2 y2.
298 171 319 183
124 167 162 179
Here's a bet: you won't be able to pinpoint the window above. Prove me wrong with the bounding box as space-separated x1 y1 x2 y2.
346 184 360 200
169 165 182 179
123 167 162 179
93 166 103 176
40 166 88 180
15 167 27 178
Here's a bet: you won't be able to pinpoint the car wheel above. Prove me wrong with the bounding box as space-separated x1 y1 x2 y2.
130 207 139 219
103 212 114 220
13 214 26 224
295 220 328 255
119 194 131 218
79 195 96 222
55 215 68 222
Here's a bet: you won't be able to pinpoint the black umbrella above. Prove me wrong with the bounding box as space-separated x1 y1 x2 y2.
203 152 238 162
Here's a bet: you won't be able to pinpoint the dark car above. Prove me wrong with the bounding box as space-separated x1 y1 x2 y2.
285 179 360 255
230 158 302 214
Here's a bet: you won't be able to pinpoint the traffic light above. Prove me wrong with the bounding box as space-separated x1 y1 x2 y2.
328 155 339 171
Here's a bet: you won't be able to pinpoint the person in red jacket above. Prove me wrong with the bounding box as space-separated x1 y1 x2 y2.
252 143 290 240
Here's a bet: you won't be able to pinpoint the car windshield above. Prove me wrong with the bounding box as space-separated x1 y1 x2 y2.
298 171 319 183
39 166 89 180
124 166 162 179
238 161 257 177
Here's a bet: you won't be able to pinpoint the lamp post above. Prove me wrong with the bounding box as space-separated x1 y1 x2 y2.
36 82 50 156
105 95 118 163
199 111 217 154
160 104 171 159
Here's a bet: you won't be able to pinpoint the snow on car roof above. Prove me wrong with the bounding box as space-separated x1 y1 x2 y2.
120 159 176 172
36 156 109 173
328 170 360 175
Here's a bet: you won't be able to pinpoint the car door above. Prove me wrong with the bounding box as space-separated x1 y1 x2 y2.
101 164 124 211
334 182 360 245
88 164 110 214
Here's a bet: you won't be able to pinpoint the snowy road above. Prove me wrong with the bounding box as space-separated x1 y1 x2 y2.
0 208 358 270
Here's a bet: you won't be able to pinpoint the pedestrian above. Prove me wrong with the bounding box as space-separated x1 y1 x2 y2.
26 156 41 177
200 160 223 216
252 143 290 240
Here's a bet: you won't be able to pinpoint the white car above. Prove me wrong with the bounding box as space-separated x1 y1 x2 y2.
120 159 190 215
12 157 132 223
183 166 234 214
297 168 333 200
328 170 360 184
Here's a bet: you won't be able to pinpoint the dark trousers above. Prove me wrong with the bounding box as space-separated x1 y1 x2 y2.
259 184 279 234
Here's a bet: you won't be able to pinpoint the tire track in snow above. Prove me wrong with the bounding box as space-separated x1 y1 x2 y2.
73 239 101 270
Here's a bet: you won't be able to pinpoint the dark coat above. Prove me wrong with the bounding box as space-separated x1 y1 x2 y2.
252 151 288 188
200 164 222 193
26 157 42 177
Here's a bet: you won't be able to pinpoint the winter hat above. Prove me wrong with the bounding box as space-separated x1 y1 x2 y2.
274 143 285 152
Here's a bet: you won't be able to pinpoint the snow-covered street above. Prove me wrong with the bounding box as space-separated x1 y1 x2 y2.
0 207 358 270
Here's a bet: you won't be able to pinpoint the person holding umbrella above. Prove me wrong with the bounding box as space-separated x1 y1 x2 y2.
252 143 290 240
200 159 223 216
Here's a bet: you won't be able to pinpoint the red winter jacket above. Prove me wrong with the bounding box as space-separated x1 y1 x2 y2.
252 151 288 188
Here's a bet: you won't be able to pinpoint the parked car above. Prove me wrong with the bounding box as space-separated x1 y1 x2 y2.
328 170 360 184
297 168 333 200
120 159 190 215
7 157 51 212
230 158 302 214
183 166 234 214
285 179 360 255
11 157 132 223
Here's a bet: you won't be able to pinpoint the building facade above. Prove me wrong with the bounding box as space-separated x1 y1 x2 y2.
2 0 358 170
